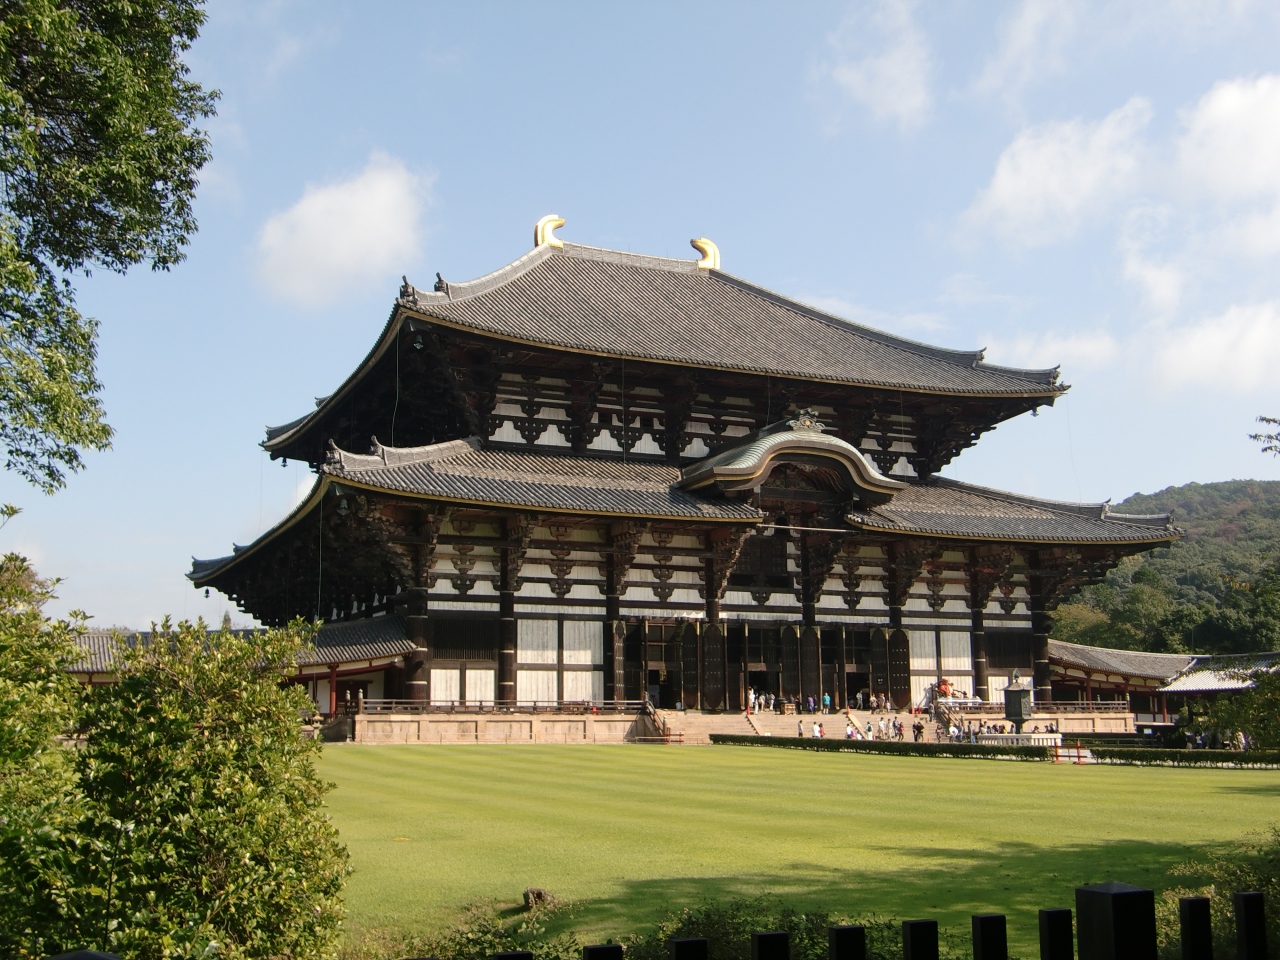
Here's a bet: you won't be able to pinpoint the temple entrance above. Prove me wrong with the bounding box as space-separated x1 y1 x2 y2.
846 670 870 707
647 668 681 709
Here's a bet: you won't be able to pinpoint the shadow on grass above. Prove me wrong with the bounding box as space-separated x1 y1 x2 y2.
1215 783 1280 795
545 838 1201 951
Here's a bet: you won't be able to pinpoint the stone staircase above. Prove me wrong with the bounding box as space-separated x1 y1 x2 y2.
746 709 942 743
653 709 756 744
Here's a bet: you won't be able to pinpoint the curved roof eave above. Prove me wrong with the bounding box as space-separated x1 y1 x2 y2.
189 475 331 584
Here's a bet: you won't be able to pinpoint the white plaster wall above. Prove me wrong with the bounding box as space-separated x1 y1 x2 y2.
517 620 557 663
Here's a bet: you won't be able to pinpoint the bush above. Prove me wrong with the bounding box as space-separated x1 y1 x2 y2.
1090 747 1280 767
709 734 1053 761
1156 826 1280 960
63 618 349 959
0 553 85 959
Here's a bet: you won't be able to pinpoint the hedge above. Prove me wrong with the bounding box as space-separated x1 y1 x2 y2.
1089 746 1280 768
708 733 1053 761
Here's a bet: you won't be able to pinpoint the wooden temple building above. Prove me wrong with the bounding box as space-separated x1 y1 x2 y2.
190 217 1180 719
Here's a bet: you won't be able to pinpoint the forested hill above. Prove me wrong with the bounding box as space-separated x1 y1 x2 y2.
1051 480 1280 654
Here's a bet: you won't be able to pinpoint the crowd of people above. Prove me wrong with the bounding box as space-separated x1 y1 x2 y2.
747 687 905 716
938 718 1061 743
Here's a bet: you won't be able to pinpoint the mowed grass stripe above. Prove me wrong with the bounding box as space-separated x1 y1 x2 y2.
318 745 1280 954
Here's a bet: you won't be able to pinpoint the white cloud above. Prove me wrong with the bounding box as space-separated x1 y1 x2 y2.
1156 301 1280 391
1119 205 1183 313
974 0 1076 107
1176 74 1280 256
984 331 1118 370
1180 75 1280 200
822 0 932 130
965 97 1151 246
257 153 429 306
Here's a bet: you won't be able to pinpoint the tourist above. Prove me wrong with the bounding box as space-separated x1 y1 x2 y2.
866 721 874 740
806 695 816 714
855 691 863 710
821 692 831 714
797 720 804 738
912 720 924 742
846 721 854 739
818 722 825 738
812 720 821 738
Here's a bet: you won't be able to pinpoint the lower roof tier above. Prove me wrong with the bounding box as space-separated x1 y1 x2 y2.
191 422 1178 626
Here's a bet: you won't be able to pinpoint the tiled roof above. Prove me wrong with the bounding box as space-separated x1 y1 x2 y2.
845 477 1180 544
69 621 414 674
1159 651 1280 694
397 243 1063 397
325 437 762 521
302 616 414 665
71 630 125 673
1049 639 1193 682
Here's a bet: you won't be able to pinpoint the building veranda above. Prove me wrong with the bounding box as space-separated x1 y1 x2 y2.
187 218 1183 733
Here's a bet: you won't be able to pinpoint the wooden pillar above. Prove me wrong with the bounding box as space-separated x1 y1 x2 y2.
1161 693 1168 724
837 625 848 708
328 663 338 717
405 586 431 703
970 605 989 702
1028 561 1053 704
498 544 517 706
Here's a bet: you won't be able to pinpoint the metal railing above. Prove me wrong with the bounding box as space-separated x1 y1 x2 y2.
948 699 1132 715
357 698 650 716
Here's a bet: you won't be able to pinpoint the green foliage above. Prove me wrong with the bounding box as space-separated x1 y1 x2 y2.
708 733 1054 760
0 0 216 490
340 900 582 960
1212 669 1280 749
56 618 349 960
0 553 85 959
341 898 978 960
1089 746 1280 767
1157 826 1280 960
1051 480 1280 654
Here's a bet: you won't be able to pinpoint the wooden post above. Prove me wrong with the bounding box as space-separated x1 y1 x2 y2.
1038 909 1074 960
972 914 1007 960
902 920 939 960
1075 882 1157 960
970 607 988 702
1029 558 1053 704
1234 892 1267 960
328 663 338 717
1178 896 1212 960
829 926 866 960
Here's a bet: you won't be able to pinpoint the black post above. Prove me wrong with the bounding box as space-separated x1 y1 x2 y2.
973 913 1008 960
752 931 790 960
670 939 709 960
1039 908 1074 960
495 953 534 960
584 946 624 960
1076 882 1157 960
829 925 866 960
1234 892 1267 960
1179 896 1213 960
903 920 939 960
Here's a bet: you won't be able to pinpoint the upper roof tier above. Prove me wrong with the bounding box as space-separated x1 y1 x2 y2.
395 240 1062 396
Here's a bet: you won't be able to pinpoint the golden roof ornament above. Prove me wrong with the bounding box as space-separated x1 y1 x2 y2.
534 214 565 249
690 237 720 270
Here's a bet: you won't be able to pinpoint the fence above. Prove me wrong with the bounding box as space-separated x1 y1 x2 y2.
358 698 650 716
48 885 1268 960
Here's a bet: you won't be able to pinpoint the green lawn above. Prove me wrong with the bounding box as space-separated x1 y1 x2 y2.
318 744 1279 954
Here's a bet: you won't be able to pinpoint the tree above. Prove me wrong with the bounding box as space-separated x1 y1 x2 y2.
1 0 216 491
63 619 348 959
0 552 85 959
1251 415 1280 457
1213 668 1280 750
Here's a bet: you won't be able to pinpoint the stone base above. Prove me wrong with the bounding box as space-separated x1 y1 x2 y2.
351 710 653 744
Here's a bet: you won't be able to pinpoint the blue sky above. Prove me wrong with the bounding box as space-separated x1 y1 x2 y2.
4 0 1280 628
